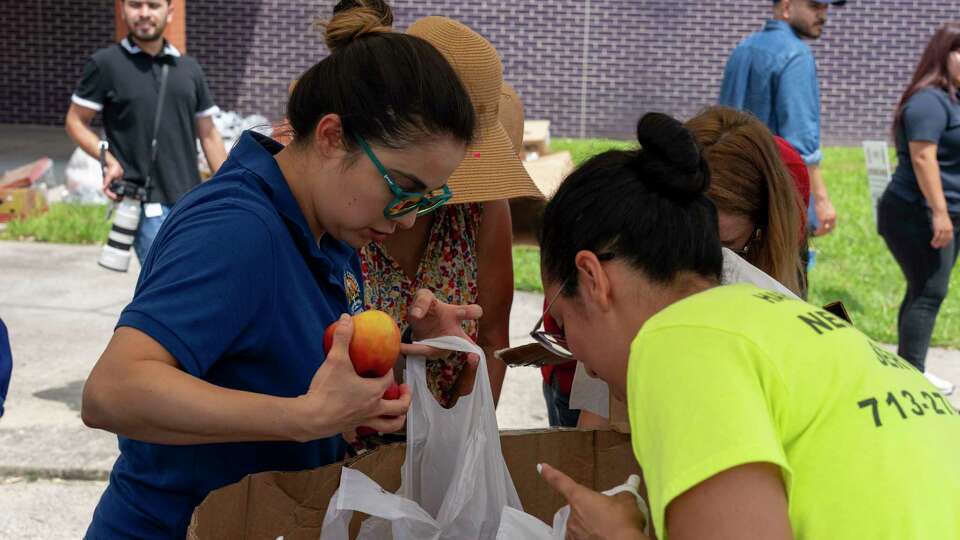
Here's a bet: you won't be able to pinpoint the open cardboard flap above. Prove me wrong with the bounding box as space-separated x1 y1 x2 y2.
187 429 638 540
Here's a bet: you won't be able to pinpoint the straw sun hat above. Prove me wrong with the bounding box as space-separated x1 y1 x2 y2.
498 82 524 152
408 17 543 204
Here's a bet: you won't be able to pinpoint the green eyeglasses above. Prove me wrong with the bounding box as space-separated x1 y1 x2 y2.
353 134 453 219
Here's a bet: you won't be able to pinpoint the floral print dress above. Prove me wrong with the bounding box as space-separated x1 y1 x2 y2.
360 203 483 407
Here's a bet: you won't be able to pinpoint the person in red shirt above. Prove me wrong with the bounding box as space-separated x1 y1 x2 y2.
774 135 811 218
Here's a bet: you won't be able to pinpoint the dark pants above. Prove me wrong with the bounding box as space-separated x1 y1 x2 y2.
877 189 960 371
542 375 580 428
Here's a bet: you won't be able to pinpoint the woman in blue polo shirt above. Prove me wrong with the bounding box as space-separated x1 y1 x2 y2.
80 8 478 539
879 23 960 395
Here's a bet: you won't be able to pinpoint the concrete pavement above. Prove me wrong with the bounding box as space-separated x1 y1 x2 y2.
0 242 139 479
0 478 106 540
2 240 959 538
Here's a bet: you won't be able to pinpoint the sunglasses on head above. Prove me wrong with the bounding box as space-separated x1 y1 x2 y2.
530 252 615 359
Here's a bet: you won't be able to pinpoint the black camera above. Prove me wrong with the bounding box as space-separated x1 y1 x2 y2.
108 179 148 201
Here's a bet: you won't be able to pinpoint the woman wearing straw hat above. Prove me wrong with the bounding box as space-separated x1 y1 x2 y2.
361 16 544 409
79 8 481 538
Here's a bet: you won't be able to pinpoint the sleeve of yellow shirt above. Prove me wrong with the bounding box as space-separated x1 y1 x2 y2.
627 325 793 537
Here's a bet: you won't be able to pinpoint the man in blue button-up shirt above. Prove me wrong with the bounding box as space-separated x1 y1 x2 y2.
719 0 845 237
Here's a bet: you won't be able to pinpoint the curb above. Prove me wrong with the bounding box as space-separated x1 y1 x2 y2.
0 466 109 482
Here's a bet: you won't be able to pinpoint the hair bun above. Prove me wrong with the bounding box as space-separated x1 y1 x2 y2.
323 6 391 51
635 112 710 200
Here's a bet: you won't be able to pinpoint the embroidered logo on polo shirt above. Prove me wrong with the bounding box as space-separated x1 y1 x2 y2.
344 271 363 314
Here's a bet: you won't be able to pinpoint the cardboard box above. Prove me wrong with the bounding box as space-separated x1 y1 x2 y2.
511 151 575 245
609 393 630 433
1 157 53 190
187 429 639 540
522 120 551 159
0 187 48 223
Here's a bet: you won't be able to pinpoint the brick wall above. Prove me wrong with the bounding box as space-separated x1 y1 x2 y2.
0 0 114 125
0 1 950 144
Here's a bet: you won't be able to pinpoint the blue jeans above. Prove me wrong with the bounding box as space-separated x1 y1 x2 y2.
807 199 820 233
542 374 580 428
878 190 960 372
133 204 172 265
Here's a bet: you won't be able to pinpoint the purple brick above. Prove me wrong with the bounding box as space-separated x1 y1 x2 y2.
0 0 950 143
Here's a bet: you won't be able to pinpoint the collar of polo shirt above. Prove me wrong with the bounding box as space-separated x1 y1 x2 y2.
121 36 181 58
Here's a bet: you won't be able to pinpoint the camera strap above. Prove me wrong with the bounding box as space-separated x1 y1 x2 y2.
143 63 170 200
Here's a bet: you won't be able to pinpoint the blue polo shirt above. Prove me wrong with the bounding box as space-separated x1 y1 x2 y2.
719 20 823 165
0 318 11 418
85 131 364 539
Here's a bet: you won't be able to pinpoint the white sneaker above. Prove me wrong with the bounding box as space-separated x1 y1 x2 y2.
924 371 956 396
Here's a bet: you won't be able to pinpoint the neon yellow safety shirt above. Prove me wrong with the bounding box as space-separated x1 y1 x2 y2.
628 283 960 539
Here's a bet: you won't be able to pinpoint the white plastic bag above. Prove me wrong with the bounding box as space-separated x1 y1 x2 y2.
64 147 108 204
319 468 440 540
401 335 522 538
495 507 557 539
720 247 799 299
495 474 651 540
320 336 522 540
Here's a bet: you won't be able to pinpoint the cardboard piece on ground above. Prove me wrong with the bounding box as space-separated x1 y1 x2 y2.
522 120 551 159
1 157 53 190
187 429 638 540
0 157 53 222
0 188 48 223
523 151 573 200
511 151 575 245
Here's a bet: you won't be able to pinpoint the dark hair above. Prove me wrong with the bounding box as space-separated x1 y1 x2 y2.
288 8 475 152
894 23 960 133
539 112 723 294
332 0 393 26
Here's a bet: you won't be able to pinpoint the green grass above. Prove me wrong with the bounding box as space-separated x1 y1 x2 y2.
512 141 960 348
552 137 636 165
804 148 960 347
0 203 110 244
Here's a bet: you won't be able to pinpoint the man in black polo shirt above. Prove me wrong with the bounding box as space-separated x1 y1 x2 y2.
65 0 226 264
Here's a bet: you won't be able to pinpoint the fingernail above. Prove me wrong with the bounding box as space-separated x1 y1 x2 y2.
340 313 350 322
411 307 423 318
536 463 543 475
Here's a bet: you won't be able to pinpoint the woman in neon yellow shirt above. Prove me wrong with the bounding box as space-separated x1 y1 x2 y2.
535 112 960 539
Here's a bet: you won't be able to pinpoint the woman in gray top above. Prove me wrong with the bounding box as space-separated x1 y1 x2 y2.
878 22 960 395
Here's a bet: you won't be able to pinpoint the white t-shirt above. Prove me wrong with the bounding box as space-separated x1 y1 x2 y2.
568 248 799 417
